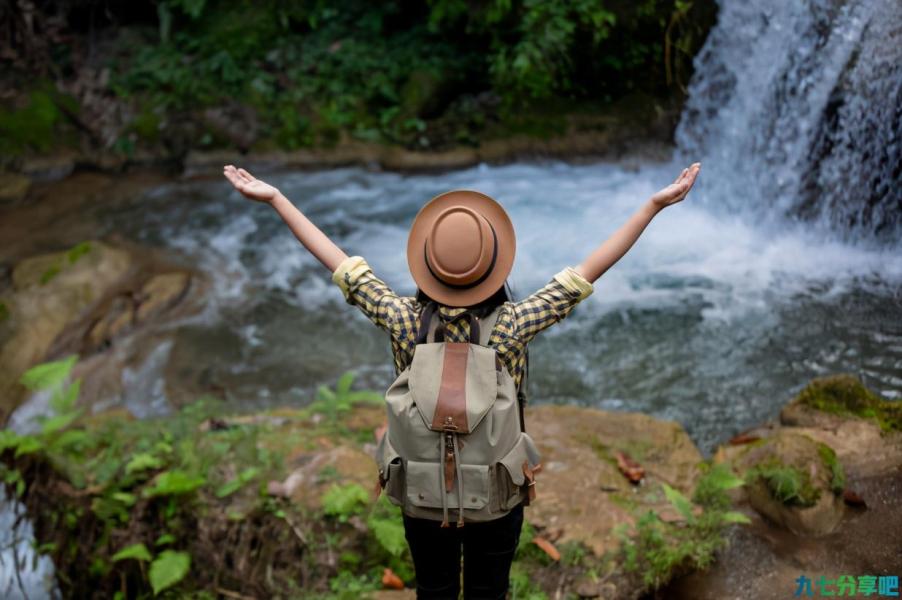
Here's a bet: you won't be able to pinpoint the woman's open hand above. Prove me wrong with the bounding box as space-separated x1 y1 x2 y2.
223 164 280 204
650 162 700 209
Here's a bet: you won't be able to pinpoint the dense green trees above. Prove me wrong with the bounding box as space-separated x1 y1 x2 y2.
1 0 715 153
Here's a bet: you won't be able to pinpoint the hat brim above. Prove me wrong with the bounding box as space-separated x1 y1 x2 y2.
407 190 516 308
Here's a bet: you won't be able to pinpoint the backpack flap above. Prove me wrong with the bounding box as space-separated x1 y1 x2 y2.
498 432 541 486
409 342 498 434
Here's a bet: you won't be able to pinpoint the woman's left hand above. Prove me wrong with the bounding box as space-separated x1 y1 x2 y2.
650 162 701 209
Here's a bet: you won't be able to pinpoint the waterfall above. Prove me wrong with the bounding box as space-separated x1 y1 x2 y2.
676 0 902 240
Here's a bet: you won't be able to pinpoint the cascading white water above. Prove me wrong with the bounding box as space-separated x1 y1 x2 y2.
676 0 901 239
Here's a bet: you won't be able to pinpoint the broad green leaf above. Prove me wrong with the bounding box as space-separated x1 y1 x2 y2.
368 515 406 557
20 355 78 391
49 429 90 452
215 467 260 498
40 409 82 435
125 453 164 475
722 511 752 524
142 470 205 498
50 380 81 413
704 463 745 490
155 533 176 547
13 436 44 457
149 550 191 595
321 483 369 521
112 543 153 562
336 371 355 395
316 385 336 402
112 492 137 507
0 430 21 452
662 483 694 521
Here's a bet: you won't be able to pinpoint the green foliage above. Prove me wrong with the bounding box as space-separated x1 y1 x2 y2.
20 355 78 391
321 482 369 522
749 458 819 507
662 483 693 521
93 0 709 150
125 452 165 475
691 462 744 510
0 87 65 156
515 519 553 564
307 371 382 421
509 562 548 599
111 543 153 562
142 470 206 498
366 501 406 558
149 550 191 595
817 443 845 494
796 374 901 433
366 494 414 581
326 570 379 598
215 466 261 498
617 461 750 589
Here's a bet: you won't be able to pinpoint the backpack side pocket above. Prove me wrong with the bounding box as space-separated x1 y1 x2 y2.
495 432 542 510
384 459 405 507
376 434 405 507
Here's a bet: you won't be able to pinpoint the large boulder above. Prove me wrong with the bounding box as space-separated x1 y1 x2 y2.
0 241 201 424
0 241 132 421
720 431 846 536
779 374 902 477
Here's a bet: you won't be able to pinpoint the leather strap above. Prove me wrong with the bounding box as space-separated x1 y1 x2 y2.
431 342 470 433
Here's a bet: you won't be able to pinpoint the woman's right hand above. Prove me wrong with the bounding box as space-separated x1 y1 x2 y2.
223 164 281 204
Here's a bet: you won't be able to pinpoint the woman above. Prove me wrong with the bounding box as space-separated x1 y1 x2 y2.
223 162 700 599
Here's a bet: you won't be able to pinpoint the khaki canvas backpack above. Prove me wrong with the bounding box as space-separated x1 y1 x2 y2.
374 302 542 527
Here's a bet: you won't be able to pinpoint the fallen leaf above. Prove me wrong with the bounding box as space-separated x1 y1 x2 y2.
843 489 866 508
728 433 760 445
615 451 645 483
382 567 404 590
532 536 561 561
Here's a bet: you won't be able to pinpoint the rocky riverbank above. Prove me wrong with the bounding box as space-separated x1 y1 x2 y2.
3 359 900 598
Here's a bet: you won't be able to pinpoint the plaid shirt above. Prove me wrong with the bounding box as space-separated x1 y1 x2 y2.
332 256 593 391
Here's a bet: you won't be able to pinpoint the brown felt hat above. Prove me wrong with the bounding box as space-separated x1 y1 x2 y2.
407 189 515 308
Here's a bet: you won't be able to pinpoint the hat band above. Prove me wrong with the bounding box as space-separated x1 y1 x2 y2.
424 223 498 290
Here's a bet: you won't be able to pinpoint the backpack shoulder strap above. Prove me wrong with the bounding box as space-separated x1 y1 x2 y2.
476 306 502 346
414 302 445 344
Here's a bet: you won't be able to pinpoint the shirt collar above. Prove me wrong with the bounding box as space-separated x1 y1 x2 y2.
436 305 468 321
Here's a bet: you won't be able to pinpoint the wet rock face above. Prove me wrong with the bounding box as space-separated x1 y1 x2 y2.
0 240 202 424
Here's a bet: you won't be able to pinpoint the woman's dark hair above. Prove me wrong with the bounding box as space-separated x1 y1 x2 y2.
414 281 515 318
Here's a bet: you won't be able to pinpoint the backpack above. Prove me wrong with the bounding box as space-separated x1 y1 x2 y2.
374 301 542 527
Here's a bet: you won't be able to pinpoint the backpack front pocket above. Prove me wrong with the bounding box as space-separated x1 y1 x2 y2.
405 460 490 510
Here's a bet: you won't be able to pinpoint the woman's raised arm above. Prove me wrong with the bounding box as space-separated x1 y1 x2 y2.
574 162 700 283
223 164 348 272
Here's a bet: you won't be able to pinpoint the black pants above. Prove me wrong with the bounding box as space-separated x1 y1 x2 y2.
402 503 524 600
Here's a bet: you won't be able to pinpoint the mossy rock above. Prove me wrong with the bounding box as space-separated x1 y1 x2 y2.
734 431 845 536
782 374 901 434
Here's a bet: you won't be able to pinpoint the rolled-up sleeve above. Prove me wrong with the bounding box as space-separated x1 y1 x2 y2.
511 267 593 344
331 256 419 347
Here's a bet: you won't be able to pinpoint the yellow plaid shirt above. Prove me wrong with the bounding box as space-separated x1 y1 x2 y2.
332 256 593 391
